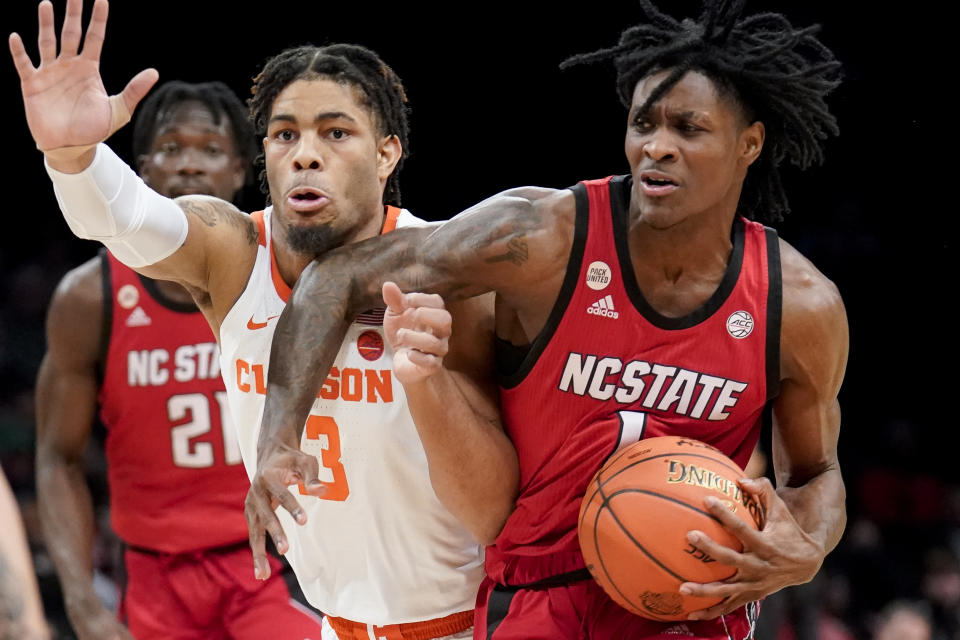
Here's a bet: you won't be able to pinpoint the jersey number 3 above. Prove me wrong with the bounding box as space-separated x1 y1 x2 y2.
297 415 350 502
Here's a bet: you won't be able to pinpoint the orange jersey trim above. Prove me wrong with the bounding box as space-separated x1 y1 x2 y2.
264 206 403 303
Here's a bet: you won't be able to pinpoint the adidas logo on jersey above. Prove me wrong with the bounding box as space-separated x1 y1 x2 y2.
125 306 152 327
587 295 619 319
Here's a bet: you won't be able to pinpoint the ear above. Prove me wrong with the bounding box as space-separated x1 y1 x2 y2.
740 121 765 167
376 134 403 182
230 156 246 194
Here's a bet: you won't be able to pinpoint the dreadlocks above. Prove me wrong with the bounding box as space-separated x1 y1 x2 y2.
561 0 841 223
132 80 259 188
249 44 410 207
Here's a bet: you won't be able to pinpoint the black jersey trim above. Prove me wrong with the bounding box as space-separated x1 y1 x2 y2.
97 248 112 380
138 274 198 313
764 227 782 401
498 184 590 389
611 176 746 330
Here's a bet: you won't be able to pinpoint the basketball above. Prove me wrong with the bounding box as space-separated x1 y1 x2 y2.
578 436 765 621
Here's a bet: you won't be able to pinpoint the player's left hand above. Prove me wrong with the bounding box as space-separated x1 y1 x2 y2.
678 476 825 620
382 281 451 385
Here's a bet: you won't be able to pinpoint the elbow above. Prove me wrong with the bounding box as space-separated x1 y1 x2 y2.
473 484 519 546
473 507 514 546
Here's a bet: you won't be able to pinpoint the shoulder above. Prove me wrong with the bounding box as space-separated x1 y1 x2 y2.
47 256 105 361
777 238 848 384
176 195 259 245
50 255 104 316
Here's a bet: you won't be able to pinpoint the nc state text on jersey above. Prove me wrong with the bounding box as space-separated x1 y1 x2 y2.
558 352 748 420
126 343 221 386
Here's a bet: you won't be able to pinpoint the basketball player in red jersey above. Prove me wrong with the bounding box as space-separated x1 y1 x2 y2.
12 1 513 637
35 81 324 639
256 1 848 637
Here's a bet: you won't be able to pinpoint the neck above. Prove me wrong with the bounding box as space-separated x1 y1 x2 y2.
152 279 197 306
629 206 736 280
271 206 386 290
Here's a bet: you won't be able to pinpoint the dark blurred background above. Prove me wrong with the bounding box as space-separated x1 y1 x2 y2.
1 1 950 639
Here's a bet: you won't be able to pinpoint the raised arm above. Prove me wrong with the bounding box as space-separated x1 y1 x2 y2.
35 259 134 640
9 0 254 326
245 187 570 576
681 240 848 619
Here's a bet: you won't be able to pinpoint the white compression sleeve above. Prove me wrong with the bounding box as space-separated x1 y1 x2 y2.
44 144 188 268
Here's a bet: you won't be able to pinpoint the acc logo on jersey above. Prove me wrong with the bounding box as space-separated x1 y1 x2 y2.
586 261 612 291
117 284 139 309
726 310 754 339
357 330 385 361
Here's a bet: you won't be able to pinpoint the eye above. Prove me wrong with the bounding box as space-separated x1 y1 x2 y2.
159 141 179 153
633 117 654 132
205 144 223 156
329 128 348 140
274 129 295 142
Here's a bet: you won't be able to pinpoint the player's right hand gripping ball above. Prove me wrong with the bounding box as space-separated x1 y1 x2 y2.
578 436 764 620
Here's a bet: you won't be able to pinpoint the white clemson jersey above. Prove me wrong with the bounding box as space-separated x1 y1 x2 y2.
219 206 483 624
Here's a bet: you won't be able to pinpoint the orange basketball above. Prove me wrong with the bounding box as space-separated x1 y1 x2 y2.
578 436 764 621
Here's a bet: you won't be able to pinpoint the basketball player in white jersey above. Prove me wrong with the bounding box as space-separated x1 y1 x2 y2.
9 1 518 638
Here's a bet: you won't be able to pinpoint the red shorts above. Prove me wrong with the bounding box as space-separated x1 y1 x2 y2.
120 542 324 640
474 574 759 640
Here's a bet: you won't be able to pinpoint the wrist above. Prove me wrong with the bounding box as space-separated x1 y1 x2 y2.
44 145 97 174
64 588 107 618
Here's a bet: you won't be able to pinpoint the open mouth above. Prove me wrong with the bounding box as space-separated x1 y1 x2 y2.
286 187 330 212
641 176 677 187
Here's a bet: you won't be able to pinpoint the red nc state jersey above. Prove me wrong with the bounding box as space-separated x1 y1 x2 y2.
99 250 250 553
487 175 781 585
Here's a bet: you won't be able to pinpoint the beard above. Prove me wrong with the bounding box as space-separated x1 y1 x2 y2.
285 223 343 258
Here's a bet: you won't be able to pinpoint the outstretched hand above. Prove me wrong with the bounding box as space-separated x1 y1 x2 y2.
244 440 325 580
678 477 825 619
8 0 157 163
382 281 452 386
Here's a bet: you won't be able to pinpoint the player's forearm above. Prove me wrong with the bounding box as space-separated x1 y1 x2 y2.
403 371 518 544
777 466 846 560
261 264 362 453
44 144 187 269
35 453 103 617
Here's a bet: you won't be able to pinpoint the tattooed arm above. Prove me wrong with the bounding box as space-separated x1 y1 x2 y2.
246 186 574 576
0 468 50 640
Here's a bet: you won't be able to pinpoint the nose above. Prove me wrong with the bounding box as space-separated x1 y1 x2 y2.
175 147 207 175
643 130 677 163
292 133 324 171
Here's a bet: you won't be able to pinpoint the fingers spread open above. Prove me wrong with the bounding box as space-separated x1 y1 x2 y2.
80 0 109 61
59 0 84 56
8 33 36 80
37 1 56 64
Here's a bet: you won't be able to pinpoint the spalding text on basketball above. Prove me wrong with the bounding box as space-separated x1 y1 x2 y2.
557 352 747 420
666 460 764 527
